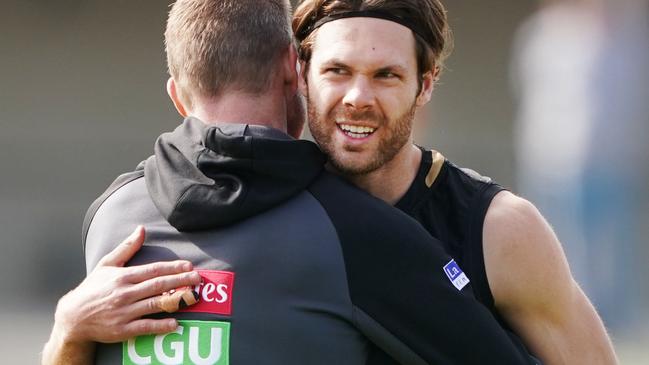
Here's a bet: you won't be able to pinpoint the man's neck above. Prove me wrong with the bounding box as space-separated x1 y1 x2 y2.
344 144 422 206
191 90 287 132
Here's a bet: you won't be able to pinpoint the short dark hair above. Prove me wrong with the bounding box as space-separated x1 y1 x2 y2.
165 0 293 104
292 0 452 78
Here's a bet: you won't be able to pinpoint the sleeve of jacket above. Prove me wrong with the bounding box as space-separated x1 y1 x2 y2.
83 171 147 273
82 169 145 257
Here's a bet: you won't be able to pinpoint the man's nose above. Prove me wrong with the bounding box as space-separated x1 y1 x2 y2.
342 76 375 110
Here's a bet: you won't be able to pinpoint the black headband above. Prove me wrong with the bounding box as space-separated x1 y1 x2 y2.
298 10 433 49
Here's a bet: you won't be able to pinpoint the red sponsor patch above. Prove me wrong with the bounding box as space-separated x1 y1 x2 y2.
179 270 234 316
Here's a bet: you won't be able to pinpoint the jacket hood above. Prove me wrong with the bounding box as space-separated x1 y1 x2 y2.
144 117 326 231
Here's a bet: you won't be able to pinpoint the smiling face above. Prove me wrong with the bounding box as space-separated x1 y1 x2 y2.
301 17 433 175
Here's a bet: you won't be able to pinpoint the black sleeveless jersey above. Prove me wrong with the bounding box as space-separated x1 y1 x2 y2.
396 147 541 364
396 148 503 316
370 147 542 365
395 148 541 363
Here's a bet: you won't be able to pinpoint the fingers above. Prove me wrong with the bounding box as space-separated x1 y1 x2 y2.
126 270 201 301
157 289 200 313
122 318 179 339
98 226 146 268
121 260 195 284
130 289 199 318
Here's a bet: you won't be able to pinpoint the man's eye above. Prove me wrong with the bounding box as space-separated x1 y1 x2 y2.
326 68 348 75
376 71 399 79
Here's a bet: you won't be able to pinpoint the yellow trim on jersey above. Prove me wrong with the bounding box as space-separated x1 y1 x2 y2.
425 150 445 188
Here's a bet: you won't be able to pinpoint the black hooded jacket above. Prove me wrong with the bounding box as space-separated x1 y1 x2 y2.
83 118 531 365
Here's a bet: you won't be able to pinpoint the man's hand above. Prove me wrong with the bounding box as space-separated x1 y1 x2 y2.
42 226 202 365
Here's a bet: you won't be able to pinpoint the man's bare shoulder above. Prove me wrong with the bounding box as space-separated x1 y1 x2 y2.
482 189 618 364
482 191 573 312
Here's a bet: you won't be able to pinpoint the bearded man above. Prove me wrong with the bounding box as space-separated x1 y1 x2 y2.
292 0 617 364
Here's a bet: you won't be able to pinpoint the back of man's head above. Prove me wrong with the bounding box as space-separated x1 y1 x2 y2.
293 0 452 78
165 0 293 107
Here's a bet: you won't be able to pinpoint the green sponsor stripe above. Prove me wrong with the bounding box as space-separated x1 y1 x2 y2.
123 320 230 365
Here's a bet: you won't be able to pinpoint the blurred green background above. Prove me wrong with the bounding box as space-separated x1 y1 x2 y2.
1 0 647 363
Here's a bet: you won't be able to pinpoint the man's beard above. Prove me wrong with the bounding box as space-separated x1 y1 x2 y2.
307 96 416 176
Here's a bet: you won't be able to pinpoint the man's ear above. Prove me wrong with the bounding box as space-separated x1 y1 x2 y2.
166 77 189 117
415 66 439 107
281 45 299 96
297 60 308 97
286 93 306 139
282 45 306 138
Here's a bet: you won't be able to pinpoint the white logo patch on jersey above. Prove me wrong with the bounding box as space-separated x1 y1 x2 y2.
443 259 470 290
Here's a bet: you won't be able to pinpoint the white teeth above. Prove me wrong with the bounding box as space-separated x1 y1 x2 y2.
346 132 367 139
338 124 376 134
338 123 376 139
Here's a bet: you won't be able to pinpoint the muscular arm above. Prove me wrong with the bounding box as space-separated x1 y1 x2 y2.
484 191 618 364
41 226 201 365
